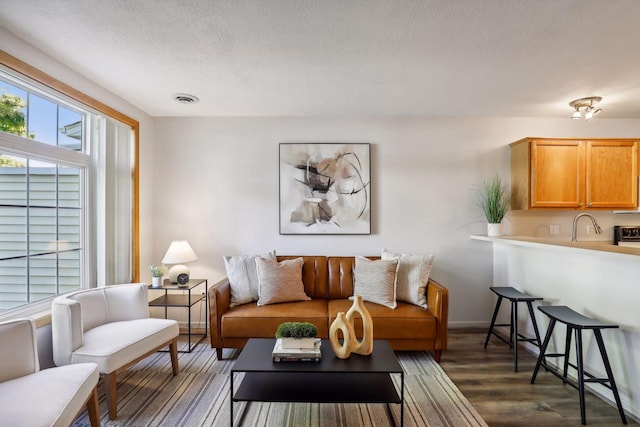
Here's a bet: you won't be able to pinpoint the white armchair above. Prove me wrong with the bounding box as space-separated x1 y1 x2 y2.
52 283 180 420
0 318 100 427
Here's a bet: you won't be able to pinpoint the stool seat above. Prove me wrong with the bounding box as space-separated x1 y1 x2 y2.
532 305 627 425
484 286 543 372
538 305 619 330
490 286 544 302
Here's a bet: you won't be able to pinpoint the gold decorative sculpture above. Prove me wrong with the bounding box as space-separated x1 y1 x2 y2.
346 295 374 355
329 312 355 359
329 295 374 359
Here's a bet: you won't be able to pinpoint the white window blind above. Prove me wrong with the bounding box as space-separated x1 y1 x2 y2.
95 117 133 286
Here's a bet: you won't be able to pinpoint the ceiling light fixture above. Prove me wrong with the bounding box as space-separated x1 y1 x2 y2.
569 96 602 120
173 93 199 104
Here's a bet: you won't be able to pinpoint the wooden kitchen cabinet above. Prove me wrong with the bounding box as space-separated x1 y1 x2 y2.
510 138 638 210
586 140 638 208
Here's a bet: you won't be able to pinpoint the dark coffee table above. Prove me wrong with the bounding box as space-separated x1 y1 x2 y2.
230 338 404 426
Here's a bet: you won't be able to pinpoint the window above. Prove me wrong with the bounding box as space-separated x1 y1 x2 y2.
0 155 83 310
0 52 139 317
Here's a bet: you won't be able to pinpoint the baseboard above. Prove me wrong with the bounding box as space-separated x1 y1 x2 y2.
179 326 206 335
448 320 490 329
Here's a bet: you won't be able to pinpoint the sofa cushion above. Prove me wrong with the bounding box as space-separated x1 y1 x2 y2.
0 318 38 382
328 299 436 340
382 249 434 309
104 283 150 321
70 290 108 332
277 256 328 299
222 300 329 338
70 318 179 373
353 256 398 308
0 362 98 427
224 250 276 307
256 257 311 306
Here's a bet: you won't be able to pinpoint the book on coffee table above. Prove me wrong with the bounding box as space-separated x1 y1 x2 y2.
272 338 321 362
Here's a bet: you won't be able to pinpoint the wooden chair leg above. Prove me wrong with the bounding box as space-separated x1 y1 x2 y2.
216 347 223 360
169 338 179 376
104 372 118 420
434 349 442 363
86 387 100 427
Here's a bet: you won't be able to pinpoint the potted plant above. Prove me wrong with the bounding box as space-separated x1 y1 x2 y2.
275 322 318 349
148 264 167 287
477 174 510 237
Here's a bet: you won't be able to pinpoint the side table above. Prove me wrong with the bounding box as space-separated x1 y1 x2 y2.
148 278 208 353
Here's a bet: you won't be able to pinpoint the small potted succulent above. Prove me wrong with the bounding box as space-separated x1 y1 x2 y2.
148 264 167 288
275 322 318 349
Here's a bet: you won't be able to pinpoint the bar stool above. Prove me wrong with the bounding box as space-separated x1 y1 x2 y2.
484 286 543 372
531 305 627 425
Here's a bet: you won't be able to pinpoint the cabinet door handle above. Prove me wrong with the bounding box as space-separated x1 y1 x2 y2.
579 203 584 207
587 202 593 207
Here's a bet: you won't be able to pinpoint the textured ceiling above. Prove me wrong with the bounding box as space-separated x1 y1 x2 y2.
0 0 639 118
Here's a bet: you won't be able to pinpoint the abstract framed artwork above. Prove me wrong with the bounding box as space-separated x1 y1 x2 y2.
279 143 371 235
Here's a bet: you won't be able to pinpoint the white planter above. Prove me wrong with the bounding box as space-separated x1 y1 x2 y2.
487 223 502 237
151 276 163 288
280 337 318 349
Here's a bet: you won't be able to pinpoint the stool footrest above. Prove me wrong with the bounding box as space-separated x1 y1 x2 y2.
548 360 613 386
541 352 565 358
585 378 614 385
488 331 513 347
516 335 540 345
541 364 579 389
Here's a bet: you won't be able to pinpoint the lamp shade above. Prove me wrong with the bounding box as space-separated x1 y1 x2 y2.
162 240 198 264
162 241 198 283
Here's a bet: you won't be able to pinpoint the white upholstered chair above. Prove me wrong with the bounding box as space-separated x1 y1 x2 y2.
52 283 180 420
0 318 100 427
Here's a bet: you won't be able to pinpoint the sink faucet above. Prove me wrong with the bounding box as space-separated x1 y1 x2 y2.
571 213 602 241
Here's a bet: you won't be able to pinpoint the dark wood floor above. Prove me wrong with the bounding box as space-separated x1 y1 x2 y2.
440 328 635 427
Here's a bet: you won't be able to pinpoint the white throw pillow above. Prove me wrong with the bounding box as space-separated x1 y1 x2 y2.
255 257 311 306
223 250 276 307
382 248 434 309
353 256 399 309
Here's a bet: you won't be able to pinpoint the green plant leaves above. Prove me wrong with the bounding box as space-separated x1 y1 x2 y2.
275 322 318 338
477 174 510 223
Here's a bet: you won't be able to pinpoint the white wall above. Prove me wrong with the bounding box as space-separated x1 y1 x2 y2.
149 117 640 327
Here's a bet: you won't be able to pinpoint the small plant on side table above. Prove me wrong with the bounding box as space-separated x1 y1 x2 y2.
149 264 167 287
149 264 167 277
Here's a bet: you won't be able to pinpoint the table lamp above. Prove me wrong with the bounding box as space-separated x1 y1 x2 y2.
162 240 198 283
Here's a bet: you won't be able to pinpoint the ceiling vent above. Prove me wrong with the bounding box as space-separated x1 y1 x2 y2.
173 93 199 104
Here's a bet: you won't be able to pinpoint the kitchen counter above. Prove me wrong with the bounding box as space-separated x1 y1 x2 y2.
471 234 640 257
474 233 640 420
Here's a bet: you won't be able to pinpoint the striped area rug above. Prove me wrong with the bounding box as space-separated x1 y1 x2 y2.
73 344 487 426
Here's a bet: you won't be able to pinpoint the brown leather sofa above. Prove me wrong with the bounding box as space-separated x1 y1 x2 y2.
208 255 449 362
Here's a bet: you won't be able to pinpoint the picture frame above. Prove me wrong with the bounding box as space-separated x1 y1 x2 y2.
279 143 371 235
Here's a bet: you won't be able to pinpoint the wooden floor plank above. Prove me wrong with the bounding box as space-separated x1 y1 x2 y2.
440 328 636 427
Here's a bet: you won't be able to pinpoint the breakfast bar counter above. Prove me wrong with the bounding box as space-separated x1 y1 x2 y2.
471 234 640 257
472 234 640 421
